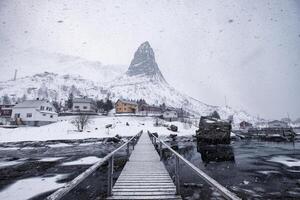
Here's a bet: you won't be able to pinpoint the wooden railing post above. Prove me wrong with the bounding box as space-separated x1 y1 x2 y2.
175 156 180 194
159 141 163 160
107 155 114 196
126 142 130 160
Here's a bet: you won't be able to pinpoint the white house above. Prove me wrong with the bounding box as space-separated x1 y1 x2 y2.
268 120 289 128
163 110 178 121
72 97 96 113
11 100 58 126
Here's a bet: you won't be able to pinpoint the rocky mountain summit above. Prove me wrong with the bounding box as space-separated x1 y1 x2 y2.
126 41 166 83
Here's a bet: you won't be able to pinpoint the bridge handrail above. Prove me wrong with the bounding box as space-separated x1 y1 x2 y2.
149 132 241 200
46 131 142 200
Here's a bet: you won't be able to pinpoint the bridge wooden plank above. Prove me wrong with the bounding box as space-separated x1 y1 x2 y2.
112 188 176 192
106 133 181 200
113 186 176 189
107 195 182 200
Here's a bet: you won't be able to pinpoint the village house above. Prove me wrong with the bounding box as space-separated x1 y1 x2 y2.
240 121 253 130
139 103 162 116
163 110 178 121
268 120 289 128
115 99 138 114
0 104 15 125
72 97 96 113
11 99 58 126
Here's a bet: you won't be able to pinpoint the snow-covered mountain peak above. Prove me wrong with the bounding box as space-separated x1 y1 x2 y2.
0 44 263 125
126 42 166 83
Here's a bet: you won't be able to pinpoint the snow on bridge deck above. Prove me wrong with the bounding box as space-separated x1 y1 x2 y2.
106 132 182 200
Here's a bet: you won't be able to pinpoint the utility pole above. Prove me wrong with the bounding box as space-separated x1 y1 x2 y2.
13 69 17 81
224 95 227 108
287 112 291 127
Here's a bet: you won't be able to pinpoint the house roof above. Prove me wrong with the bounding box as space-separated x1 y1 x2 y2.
164 110 177 113
73 97 93 103
13 100 51 108
268 120 287 124
117 99 138 106
0 104 15 108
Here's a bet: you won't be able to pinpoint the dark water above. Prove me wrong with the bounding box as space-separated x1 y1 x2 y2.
160 137 300 200
0 138 131 200
0 137 300 200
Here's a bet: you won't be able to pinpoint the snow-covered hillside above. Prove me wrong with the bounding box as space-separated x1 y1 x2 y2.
0 49 125 83
0 42 262 124
0 72 107 101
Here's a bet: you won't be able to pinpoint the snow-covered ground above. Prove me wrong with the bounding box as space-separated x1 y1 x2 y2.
0 116 197 143
0 174 67 200
0 159 25 168
268 155 300 168
61 156 102 166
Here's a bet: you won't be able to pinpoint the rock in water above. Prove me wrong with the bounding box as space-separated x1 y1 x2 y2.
196 116 232 144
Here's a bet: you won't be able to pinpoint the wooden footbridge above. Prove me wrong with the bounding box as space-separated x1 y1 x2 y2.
46 131 241 200
107 131 181 199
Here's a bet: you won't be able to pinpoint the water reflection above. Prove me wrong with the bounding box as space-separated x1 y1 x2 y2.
197 144 235 164
162 139 195 160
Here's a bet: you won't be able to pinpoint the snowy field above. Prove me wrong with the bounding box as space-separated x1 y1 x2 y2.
0 116 197 143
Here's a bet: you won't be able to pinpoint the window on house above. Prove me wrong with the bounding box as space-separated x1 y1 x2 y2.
49 108 52 111
50 115 53 118
83 106 87 109
40 106 44 110
15 113 20 118
74 106 79 109
26 113 32 118
124 108 126 111
43 114 46 116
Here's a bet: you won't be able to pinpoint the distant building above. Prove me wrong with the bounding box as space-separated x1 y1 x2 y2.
139 104 162 116
72 97 96 113
0 104 14 118
163 110 178 121
240 121 253 130
11 100 58 126
268 120 289 128
0 104 15 125
115 99 138 114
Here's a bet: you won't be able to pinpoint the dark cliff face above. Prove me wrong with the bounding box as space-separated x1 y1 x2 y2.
126 41 166 82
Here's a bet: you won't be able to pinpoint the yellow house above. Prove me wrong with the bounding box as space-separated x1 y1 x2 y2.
115 99 138 113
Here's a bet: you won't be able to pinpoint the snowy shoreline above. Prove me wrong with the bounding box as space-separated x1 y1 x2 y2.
0 116 197 143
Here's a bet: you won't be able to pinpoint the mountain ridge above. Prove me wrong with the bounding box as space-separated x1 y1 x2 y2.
0 42 262 125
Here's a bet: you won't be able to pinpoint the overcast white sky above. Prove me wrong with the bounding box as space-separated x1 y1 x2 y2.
0 0 300 119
